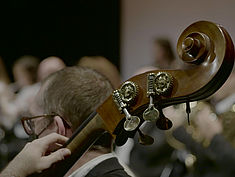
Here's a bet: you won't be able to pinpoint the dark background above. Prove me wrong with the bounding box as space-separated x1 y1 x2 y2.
0 0 120 81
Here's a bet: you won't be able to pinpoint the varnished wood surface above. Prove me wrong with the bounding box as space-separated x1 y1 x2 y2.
97 21 235 134
34 21 235 177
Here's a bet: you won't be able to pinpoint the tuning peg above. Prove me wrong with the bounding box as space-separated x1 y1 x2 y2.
143 73 160 122
123 109 140 131
113 90 140 131
156 109 173 130
137 129 154 145
143 96 159 121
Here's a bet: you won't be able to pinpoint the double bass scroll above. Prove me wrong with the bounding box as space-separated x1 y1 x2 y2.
98 21 234 138
33 21 235 177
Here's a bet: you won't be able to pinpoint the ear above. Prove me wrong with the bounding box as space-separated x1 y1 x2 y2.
54 116 66 136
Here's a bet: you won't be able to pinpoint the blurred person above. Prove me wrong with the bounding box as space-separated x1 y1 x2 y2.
0 55 40 127
0 57 10 84
170 101 235 177
129 38 235 177
20 66 134 176
37 56 66 82
127 40 181 176
0 56 65 171
77 56 121 88
0 56 40 171
11 55 39 92
135 38 180 76
163 71 235 177
153 38 178 69
129 61 235 177
213 71 235 114
0 133 71 177
0 56 65 129
127 67 181 177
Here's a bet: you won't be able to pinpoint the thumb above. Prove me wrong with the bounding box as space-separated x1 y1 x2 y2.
41 148 71 170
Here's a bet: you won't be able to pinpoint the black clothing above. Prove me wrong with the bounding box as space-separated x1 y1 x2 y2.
129 124 176 177
85 157 131 177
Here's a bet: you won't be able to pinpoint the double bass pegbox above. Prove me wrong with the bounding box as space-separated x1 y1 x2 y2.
112 81 140 131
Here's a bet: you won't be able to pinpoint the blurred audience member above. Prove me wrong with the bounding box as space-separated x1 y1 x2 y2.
37 56 65 82
77 56 121 88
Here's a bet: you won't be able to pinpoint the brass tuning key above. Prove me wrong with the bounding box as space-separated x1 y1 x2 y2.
143 73 160 122
112 81 140 131
143 72 174 130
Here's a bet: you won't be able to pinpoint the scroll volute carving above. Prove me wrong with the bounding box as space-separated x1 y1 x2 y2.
180 32 211 64
33 21 235 177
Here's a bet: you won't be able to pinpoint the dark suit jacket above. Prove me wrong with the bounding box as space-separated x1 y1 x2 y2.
85 157 131 177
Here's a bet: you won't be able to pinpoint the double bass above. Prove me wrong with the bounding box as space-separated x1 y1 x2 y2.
33 21 235 177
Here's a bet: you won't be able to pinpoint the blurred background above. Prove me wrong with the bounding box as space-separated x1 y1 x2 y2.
121 0 235 79
0 0 120 81
1 0 235 176
1 0 235 80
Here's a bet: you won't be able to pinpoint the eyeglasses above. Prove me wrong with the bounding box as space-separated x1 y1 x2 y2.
21 113 72 137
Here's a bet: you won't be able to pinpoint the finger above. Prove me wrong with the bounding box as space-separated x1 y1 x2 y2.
40 148 71 170
46 142 64 153
38 133 69 151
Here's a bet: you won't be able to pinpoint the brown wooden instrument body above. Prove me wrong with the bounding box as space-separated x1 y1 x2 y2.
98 21 234 135
34 21 234 177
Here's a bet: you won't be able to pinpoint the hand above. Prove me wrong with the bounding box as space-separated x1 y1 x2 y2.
0 133 71 177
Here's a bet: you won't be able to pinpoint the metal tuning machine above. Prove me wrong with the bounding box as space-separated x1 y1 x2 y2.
143 73 160 122
143 72 174 130
154 72 173 95
113 81 140 131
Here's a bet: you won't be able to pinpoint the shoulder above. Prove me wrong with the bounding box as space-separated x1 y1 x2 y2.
87 157 132 177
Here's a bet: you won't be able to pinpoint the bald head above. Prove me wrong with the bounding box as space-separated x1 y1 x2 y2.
37 56 66 81
78 56 121 88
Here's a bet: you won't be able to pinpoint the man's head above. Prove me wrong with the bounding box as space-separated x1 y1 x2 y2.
37 56 66 82
29 66 113 142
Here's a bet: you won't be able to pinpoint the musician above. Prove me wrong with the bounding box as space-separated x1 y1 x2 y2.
2 66 133 177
